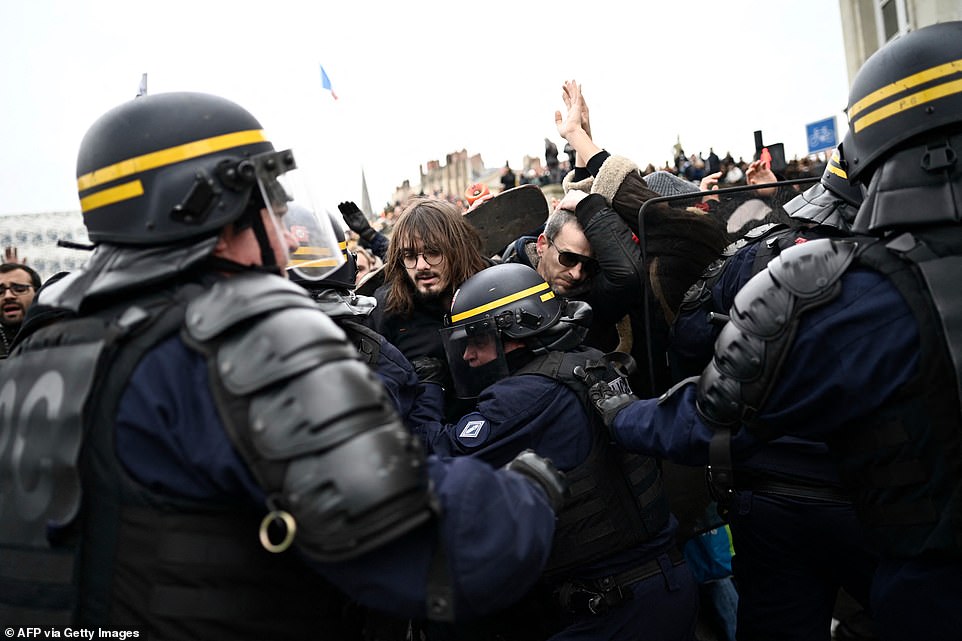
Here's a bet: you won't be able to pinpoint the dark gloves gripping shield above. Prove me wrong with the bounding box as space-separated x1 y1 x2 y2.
338 201 378 243
574 356 638 436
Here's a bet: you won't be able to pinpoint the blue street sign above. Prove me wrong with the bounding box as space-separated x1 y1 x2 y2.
806 116 838 154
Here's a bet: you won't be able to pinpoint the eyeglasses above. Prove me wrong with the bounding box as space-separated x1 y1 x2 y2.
0 283 33 296
402 248 443 269
547 239 599 276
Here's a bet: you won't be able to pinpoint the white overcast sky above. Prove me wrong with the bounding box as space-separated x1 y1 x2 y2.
0 0 851 217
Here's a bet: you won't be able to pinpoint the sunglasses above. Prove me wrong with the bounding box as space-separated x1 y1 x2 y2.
0 283 33 295
548 239 599 276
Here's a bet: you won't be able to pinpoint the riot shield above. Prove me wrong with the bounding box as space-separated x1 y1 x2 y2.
464 184 549 258
634 176 819 540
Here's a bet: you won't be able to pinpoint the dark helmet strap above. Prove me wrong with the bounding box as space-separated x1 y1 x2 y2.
249 207 283 275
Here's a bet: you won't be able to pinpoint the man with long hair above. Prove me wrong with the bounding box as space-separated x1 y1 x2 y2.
368 196 490 420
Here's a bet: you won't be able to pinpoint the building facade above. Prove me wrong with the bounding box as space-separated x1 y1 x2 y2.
0 211 89 282
839 0 962 85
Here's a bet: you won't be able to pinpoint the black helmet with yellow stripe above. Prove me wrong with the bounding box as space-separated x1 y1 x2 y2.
820 135 864 208
783 134 863 231
76 92 293 245
845 21 962 185
441 263 568 398
448 263 563 341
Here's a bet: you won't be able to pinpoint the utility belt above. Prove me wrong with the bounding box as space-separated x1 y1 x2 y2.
735 471 853 504
555 548 685 616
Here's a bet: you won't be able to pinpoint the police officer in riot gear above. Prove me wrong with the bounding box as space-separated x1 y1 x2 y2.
0 91 564 638
588 21 962 641
419 262 697 641
669 140 877 641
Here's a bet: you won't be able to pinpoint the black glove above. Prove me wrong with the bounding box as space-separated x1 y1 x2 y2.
338 201 377 242
411 356 448 388
574 365 637 433
593 389 637 430
504 449 568 512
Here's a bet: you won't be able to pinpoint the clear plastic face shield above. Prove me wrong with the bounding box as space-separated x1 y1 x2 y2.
439 317 511 399
284 204 346 282
246 150 343 280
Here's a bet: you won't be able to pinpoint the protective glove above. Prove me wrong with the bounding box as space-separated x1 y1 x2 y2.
574 365 637 434
410 356 448 388
504 449 568 512
338 201 377 242
592 390 637 431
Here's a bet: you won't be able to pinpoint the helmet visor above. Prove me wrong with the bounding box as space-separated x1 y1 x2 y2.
440 320 509 399
283 202 346 282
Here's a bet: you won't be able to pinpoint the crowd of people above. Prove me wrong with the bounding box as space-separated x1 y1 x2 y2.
1 20 961 641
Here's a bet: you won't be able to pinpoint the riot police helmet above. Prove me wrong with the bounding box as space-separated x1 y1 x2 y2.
441 263 590 398
285 205 350 288
783 134 864 230
845 21 962 185
76 92 296 248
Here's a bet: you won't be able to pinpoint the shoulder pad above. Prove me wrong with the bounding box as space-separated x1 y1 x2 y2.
185 273 318 342
742 222 787 241
217 307 354 396
768 238 858 298
184 273 356 396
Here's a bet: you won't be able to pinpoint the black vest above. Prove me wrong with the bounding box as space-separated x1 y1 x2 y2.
0 283 351 639
517 349 670 578
829 228 962 559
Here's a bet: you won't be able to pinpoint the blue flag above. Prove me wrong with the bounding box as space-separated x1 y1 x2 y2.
320 65 338 100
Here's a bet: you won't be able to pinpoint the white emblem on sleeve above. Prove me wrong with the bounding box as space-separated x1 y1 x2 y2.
459 420 485 438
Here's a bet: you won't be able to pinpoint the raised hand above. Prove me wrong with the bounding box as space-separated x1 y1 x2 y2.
4 246 26 264
337 201 377 242
555 80 587 142
746 160 778 197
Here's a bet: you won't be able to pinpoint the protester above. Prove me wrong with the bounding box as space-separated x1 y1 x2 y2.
0 262 40 357
339 200 389 260
354 244 380 285
366 196 491 420
553 79 728 396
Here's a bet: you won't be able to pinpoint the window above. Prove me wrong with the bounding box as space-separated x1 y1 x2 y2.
875 0 909 44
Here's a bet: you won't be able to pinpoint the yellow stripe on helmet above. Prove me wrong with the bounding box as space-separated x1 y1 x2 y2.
853 77 962 133
80 180 144 212
848 58 962 119
293 246 334 256
288 258 340 268
450 282 552 324
77 129 268 192
826 163 848 180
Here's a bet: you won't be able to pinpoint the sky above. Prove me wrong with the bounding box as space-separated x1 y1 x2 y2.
0 0 852 218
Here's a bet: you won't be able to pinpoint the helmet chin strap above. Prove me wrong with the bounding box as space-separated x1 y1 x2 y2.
249 205 285 276
207 198 286 277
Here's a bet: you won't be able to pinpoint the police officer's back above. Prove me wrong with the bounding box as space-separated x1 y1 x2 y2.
0 92 564 638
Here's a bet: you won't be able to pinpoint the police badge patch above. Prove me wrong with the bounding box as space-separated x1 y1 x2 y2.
455 418 489 449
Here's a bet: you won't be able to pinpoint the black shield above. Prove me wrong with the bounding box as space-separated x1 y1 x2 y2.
464 184 550 258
